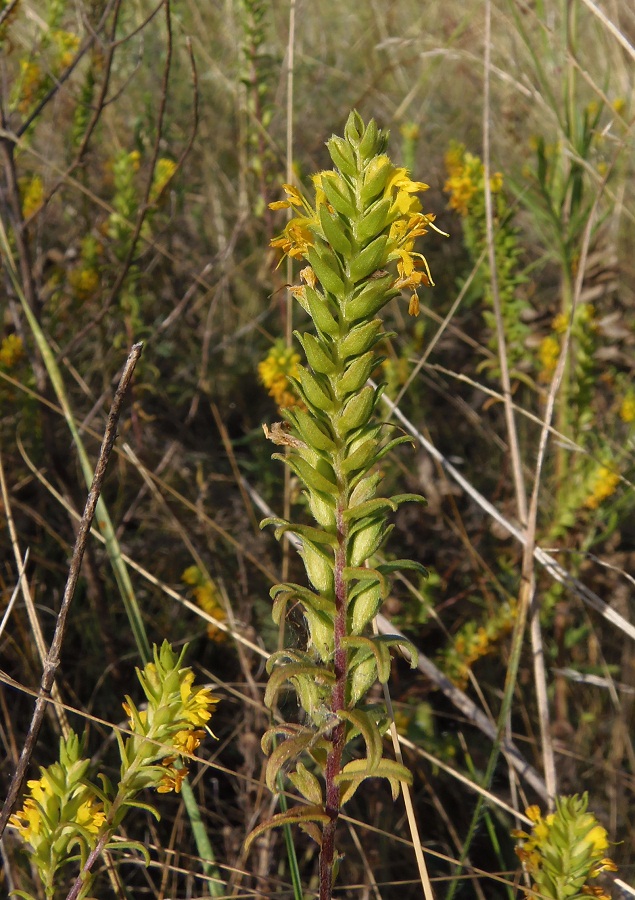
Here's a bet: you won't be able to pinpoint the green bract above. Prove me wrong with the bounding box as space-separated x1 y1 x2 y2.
251 111 437 891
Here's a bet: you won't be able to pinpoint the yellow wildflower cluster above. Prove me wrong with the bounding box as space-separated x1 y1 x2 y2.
10 644 219 894
69 266 100 299
444 142 503 217
442 601 516 688
52 29 80 69
0 333 24 368
123 642 218 793
9 731 106 892
16 59 43 113
269 143 441 317
538 334 560 381
584 465 620 510
513 795 617 900
21 174 44 219
150 157 178 203
619 391 635 424
182 565 227 642
258 340 303 410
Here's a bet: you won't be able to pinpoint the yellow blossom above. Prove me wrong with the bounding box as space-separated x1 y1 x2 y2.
74 798 106 835
584 465 620 510
150 157 178 202
258 341 304 410
538 334 560 381
182 565 227 642
619 393 635 424
0 333 24 368
513 795 616 900
156 764 188 793
22 174 44 219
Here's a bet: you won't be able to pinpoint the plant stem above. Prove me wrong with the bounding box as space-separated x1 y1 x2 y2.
319 496 348 900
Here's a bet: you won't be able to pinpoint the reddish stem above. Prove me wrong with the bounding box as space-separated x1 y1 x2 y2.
319 500 348 900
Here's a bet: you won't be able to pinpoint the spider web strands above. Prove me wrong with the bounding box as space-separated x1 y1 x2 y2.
242 479 548 801
375 383 635 644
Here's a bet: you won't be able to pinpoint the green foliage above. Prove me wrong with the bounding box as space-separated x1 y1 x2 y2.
249 112 438 889
9 643 218 900
513 794 617 900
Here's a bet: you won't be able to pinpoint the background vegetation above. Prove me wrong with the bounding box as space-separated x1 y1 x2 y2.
1 0 633 897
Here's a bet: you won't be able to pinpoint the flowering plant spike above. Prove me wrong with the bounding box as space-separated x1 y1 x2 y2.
248 111 441 898
9 642 217 900
513 794 618 900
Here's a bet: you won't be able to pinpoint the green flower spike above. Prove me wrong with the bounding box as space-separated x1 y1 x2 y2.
9 642 218 900
248 111 442 898
513 793 618 900
9 731 105 899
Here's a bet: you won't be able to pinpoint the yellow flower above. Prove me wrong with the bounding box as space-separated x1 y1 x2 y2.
584 465 620 510
75 798 106 835
53 30 80 69
619 392 635 424
269 183 305 210
0 333 24 368
22 174 44 219
270 218 315 260
538 334 560 381
70 266 100 300
156 764 188 793
182 566 227 641
258 341 303 410
513 795 617 900
150 157 178 202
9 795 47 841
180 670 217 728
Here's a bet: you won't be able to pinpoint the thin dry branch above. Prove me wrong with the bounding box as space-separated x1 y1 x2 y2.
0 342 142 839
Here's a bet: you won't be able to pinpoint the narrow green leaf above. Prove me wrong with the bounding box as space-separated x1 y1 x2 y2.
349 581 383 633
336 351 374 397
341 438 379 476
355 197 392 243
336 758 411 805
305 285 340 337
320 171 357 219
336 385 375 435
337 318 383 360
318 203 353 257
344 273 395 323
344 635 392 683
361 157 392 205
301 539 335 594
349 518 388 567
297 331 338 375
343 498 395 524
277 455 338 497
327 135 358 178
307 245 347 296
348 235 388 283
294 366 335 413
376 559 429 579
265 731 317 791
285 407 336 452
340 708 383 772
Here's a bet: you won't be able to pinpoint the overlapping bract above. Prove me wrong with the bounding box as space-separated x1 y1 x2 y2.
9 642 217 899
255 112 435 840
513 794 617 900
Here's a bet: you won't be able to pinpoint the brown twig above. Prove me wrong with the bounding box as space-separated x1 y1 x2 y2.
0 342 143 840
